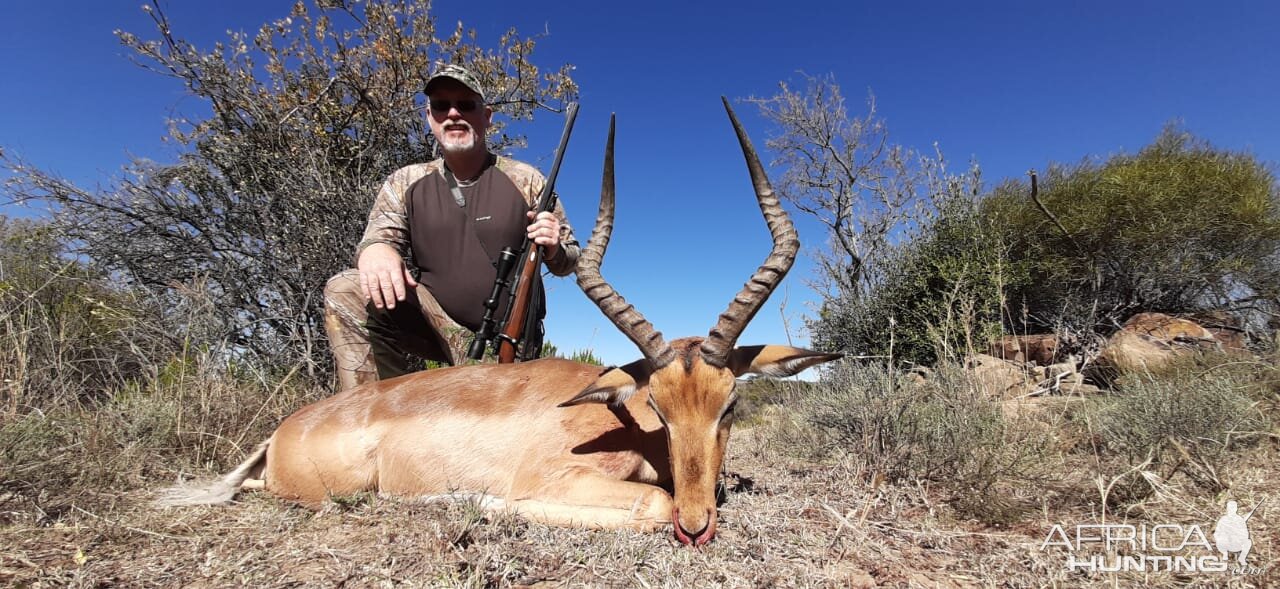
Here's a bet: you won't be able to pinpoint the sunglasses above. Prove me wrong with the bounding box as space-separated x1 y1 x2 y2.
429 99 481 113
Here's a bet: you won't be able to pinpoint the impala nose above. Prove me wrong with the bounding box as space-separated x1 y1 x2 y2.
672 508 718 546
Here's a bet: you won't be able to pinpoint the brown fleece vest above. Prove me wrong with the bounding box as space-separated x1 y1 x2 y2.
405 158 529 331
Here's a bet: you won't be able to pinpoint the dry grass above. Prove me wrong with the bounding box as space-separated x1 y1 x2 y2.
760 363 1059 526
3 334 1277 587
1 420 1277 588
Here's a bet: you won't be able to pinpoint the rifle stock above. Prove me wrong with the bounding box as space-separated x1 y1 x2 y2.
496 247 542 362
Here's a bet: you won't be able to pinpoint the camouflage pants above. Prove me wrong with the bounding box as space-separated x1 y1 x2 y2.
323 269 472 392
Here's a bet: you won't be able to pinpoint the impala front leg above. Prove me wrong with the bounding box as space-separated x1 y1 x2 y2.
508 466 673 532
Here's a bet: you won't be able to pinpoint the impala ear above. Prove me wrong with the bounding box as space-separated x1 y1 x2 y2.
558 359 653 407
729 345 843 378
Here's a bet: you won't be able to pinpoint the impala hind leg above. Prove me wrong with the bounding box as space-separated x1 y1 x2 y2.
509 467 673 532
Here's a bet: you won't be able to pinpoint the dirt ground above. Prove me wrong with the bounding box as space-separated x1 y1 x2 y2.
2 427 1275 588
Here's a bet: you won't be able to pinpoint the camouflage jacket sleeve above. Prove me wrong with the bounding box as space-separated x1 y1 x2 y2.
496 156 580 277
354 163 437 263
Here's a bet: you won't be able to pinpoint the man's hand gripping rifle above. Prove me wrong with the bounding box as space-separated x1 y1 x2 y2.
467 103 579 363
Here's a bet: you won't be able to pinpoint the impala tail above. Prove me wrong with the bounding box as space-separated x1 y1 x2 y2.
153 439 269 507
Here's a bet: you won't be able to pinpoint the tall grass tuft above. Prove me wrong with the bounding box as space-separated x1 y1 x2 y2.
1078 357 1272 506
765 360 1058 523
0 218 320 521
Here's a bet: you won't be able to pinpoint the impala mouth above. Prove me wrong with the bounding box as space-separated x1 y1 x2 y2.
672 507 717 546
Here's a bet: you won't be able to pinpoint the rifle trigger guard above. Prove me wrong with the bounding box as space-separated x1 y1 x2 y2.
495 334 520 346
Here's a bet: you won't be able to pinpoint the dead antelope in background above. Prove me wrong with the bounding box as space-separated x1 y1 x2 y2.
157 99 842 546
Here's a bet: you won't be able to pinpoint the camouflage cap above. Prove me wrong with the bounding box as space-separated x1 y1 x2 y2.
425 64 486 101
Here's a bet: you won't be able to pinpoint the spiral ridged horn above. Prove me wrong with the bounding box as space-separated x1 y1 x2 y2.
576 115 676 367
699 97 799 367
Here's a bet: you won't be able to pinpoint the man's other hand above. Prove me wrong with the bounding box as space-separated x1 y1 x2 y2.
357 243 417 309
527 210 561 259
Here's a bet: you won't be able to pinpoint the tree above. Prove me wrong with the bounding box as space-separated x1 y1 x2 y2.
750 74 985 362
750 74 981 303
983 125 1280 334
2 0 578 380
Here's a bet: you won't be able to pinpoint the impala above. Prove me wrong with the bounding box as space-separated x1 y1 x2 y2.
158 99 842 545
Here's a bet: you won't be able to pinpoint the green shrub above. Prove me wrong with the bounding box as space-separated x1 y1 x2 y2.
983 126 1280 332
813 196 1019 366
0 217 163 413
540 341 604 366
812 126 1279 364
732 376 817 426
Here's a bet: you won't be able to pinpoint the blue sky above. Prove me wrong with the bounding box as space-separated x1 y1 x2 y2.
2 1 1277 368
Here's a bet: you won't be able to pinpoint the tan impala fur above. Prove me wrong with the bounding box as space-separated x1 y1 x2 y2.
156 100 842 545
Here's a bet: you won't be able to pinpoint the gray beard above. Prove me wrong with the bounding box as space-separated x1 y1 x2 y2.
440 136 476 154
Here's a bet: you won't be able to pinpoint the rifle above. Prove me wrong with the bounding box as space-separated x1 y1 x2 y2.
467 102 579 362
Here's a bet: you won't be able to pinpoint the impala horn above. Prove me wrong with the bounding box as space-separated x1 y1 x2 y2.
698 97 799 367
576 114 676 368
